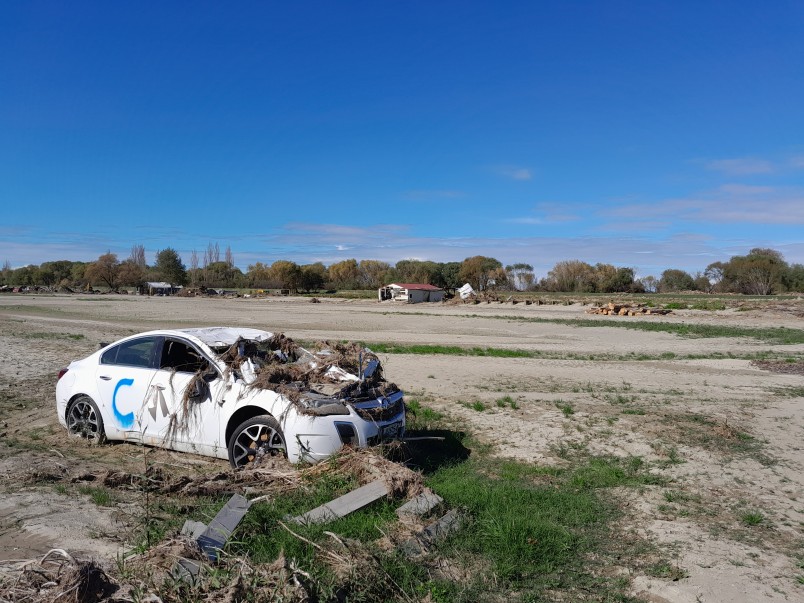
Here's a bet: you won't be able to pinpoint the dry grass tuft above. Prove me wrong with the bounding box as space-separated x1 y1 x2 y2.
0 549 116 603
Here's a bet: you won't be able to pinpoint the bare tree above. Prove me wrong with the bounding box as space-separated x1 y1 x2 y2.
190 249 199 286
225 245 234 268
208 242 220 264
130 244 146 268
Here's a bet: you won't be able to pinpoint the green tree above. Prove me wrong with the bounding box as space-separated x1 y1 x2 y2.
435 262 462 289
10 265 36 287
357 260 391 289
269 260 302 291
300 262 327 292
119 259 145 288
154 248 188 287
722 248 786 295
544 260 595 292
246 262 272 288
658 269 696 292
394 259 440 285
459 256 503 290
328 259 360 289
85 253 121 291
0 260 11 286
782 264 804 292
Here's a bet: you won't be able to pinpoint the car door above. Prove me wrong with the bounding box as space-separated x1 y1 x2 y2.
95 336 160 440
141 337 225 455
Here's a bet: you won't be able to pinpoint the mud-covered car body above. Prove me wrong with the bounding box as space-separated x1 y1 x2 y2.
56 327 405 466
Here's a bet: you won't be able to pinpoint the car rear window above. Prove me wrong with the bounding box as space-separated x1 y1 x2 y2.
101 337 159 368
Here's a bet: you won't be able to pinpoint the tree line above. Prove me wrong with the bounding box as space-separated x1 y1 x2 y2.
2 245 802 294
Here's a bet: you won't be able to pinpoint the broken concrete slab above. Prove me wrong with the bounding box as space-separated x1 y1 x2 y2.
171 557 202 583
197 493 251 562
291 479 389 525
399 509 463 557
396 488 443 519
180 519 208 540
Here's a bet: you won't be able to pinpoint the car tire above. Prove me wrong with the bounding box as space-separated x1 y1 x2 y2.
228 415 286 469
66 395 106 443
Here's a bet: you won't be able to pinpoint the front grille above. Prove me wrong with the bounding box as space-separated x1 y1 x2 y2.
352 391 404 422
354 398 402 421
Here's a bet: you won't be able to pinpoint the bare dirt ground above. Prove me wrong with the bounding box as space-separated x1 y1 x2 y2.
1 294 803 601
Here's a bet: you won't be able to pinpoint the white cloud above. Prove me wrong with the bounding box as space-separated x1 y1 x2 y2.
704 157 774 175
402 190 465 200
789 155 804 170
505 217 543 225
607 185 804 225
495 165 533 181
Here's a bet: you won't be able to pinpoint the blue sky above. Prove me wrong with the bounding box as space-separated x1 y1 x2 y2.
2 1 803 278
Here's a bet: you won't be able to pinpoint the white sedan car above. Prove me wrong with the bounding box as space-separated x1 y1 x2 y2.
55 327 406 467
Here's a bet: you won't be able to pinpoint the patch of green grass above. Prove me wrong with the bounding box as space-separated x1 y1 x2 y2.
425 454 665 596
555 401 575 417
622 408 645 415
368 343 536 358
406 399 445 429
495 395 518 409
741 511 765 526
673 414 768 460
22 331 85 340
78 485 114 506
119 406 678 601
691 300 727 311
469 400 486 412
476 314 804 345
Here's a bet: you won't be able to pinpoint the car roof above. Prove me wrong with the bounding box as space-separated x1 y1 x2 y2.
123 327 274 349
176 327 274 347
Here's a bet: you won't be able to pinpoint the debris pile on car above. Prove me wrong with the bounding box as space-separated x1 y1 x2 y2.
216 333 400 407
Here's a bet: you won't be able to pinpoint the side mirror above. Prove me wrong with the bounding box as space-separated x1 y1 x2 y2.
189 378 209 401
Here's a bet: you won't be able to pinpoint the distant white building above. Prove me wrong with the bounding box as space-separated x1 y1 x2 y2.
378 283 445 303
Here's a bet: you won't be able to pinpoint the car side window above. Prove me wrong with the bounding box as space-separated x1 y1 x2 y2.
160 339 207 373
101 337 158 368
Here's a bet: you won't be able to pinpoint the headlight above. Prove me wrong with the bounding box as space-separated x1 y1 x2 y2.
299 396 350 416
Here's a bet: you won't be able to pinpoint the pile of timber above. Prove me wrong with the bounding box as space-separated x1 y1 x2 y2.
587 302 673 316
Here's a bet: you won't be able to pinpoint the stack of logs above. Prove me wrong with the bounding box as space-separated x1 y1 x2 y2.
586 302 673 316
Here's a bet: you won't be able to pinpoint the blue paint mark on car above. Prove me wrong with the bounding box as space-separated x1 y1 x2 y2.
112 378 135 428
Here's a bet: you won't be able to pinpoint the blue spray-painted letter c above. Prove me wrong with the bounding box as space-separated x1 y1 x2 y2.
112 378 135 428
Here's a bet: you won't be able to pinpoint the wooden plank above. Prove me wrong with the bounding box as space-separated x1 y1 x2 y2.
197 494 251 562
396 489 443 519
292 480 389 525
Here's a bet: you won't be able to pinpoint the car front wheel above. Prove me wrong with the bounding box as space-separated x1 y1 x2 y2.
66 395 106 443
228 415 286 469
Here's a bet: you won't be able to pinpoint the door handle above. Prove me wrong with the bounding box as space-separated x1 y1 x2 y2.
99 375 111 381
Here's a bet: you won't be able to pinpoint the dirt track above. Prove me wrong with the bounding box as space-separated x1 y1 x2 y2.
1 294 804 602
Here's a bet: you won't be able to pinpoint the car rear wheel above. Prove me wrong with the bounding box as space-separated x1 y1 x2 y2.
66 395 106 443
228 415 286 468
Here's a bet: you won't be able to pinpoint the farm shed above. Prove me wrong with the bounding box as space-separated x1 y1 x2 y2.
142 281 182 296
378 283 445 303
